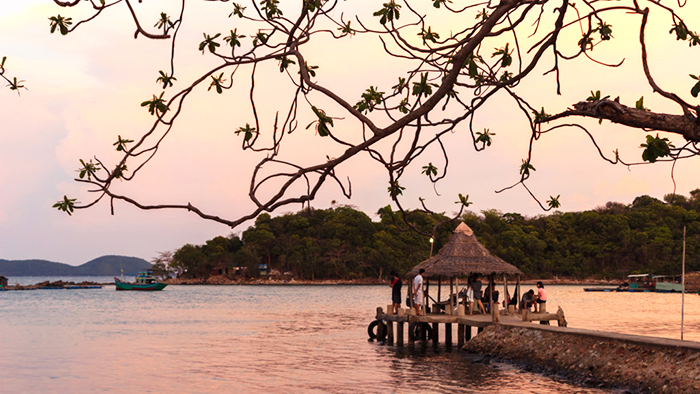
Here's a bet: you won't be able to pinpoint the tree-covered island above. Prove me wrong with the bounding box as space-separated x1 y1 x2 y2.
154 191 700 282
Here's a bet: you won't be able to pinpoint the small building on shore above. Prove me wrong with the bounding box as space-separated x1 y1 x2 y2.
0 275 8 287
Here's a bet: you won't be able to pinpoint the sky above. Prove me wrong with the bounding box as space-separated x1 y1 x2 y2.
1 0 699 265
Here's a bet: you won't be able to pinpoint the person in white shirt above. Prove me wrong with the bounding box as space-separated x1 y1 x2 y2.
413 269 425 316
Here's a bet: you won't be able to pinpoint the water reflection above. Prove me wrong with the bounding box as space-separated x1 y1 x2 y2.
1 284 691 393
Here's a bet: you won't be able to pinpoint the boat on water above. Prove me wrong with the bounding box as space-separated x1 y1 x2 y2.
584 274 684 293
114 270 167 291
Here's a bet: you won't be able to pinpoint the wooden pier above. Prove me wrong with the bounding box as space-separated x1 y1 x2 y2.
369 303 566 347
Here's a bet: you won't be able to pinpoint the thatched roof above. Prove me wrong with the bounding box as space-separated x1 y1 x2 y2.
407 222 523 279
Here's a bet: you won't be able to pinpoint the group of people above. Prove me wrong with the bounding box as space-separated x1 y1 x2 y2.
516 281 547 312
389 269 429 316
389 272 547 315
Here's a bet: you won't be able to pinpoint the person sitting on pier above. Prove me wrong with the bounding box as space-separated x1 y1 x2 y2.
534 281 547 313
521 289 535 311
389 271 402 314
413 269 425 316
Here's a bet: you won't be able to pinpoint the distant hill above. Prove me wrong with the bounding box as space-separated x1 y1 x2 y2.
0 255 152 277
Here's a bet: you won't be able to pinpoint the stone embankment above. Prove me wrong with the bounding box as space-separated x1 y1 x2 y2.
464 324 700 393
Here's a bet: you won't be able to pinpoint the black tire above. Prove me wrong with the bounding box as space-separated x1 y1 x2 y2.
368 320 386 341
408 322 433 341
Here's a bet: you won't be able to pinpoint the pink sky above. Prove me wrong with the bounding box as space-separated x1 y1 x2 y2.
1 1 699 265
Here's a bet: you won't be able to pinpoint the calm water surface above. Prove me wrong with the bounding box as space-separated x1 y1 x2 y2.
2 282 698 393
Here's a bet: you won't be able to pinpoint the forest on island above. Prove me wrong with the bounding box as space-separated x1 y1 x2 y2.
155 191 700 281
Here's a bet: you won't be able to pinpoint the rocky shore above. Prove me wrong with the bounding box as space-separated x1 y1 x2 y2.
464 324 700 393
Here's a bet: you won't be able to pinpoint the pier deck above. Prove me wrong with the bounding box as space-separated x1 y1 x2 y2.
370 304 566 347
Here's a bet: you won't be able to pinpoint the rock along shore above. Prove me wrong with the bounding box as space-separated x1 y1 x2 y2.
464 324 700 393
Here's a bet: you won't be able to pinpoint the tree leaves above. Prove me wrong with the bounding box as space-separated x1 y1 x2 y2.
276 56 296 72
306 106 333 137
547 195 561 209
223 29 245 48
208 72 226 94
154 12 174 34
387 180 405 197
48 15 72 35
140 92 169 115
53 195 77 216
532 107 550 122
77 159 100 181
113 135 134 152
418 27 440 45
199 33 221 54
456 193 472 207
421 163 438 177
373 1 401 25
690 74 700 98
235 123 257 141
353 86 384 113
586 90 610 102
635 96 649 111
596 21 613 41
229 3 246 18
412 72 438 98
156 70 176 89
492 43 512 68
640 134 674 163
260 0 283 19
520 159 535 176
475 128 495 147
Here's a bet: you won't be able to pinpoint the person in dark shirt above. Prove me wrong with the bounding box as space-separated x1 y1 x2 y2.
521 289 535 311
469 275 485 314
389 271 402 314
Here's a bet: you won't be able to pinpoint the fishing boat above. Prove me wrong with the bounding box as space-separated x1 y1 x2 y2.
114 270 167 291
584 274 684 293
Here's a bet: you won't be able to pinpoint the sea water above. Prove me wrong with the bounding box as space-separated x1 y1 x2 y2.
1 284 697 393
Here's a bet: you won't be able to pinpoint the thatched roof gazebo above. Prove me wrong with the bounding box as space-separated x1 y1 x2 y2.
407 222 524 321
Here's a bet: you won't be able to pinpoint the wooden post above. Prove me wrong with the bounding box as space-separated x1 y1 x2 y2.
516 275 522 313
445 323 452 347
492 302 499 323
465 325 472 341
387 320 394 344
489 274 496 322
397 322 404 346
457 323 465 347
503 274 508 310
437 277 441 306
432 322 439 345
425 279 430 314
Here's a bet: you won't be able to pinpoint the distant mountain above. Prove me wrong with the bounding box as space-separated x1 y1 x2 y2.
0 255 152 277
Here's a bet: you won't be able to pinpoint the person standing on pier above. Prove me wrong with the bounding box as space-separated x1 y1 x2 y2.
413 269 425 316
389 271 402 314
470 274 485 314
534 282 547 313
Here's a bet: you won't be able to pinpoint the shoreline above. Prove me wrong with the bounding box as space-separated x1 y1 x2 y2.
162 275 623 286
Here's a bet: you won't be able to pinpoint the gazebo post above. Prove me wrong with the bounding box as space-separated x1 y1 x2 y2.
425 280 430 314
503 274 509 313
490 273 499 323
437 277 442 309
516 275 522 313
